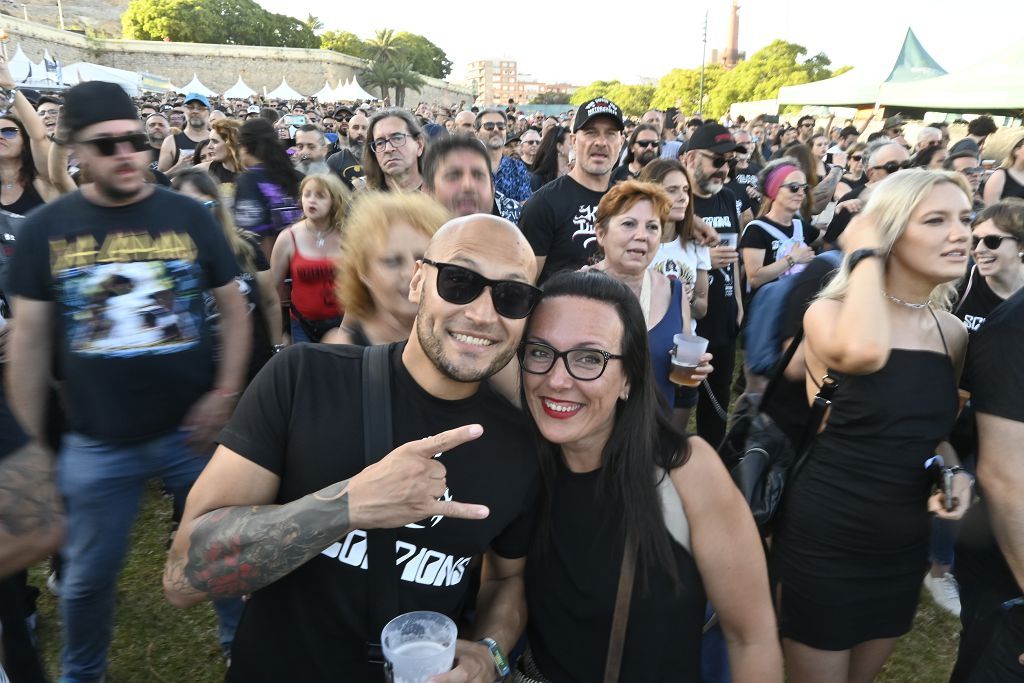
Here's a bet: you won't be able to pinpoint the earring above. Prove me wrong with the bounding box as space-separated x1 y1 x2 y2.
621 391 630 401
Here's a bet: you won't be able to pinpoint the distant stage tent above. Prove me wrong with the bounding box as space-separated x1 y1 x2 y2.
876 43 1024 111
223 76 257 99
349 76 376 101
266 78 304 101
312 81 337 102
62 62 140 96
777 28 946 107
330 78 350 101
177 74 218 97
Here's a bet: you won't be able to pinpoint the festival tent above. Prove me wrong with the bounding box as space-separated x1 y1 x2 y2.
6 45 33 83
777 28 946 107
61 62 140 95
876 43 1024 111
266 78 304 101
348 76 376 101
331 78 352 101
176 73 218 97
312 81 337 102
223 76 257 99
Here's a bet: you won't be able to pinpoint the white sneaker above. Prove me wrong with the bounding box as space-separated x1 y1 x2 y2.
924 572 961 617
46 571 61 597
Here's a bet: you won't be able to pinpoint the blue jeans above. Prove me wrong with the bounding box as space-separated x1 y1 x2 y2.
290 317 311 344
56 431 242 683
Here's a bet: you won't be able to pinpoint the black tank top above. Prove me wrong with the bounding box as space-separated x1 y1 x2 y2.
525 462 706 682
2 181 44 216
173 131 201 165
997 168 1024 200
210 160 239 185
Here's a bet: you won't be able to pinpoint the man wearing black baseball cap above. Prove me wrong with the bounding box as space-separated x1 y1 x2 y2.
5 81 250 683
520 96 624 283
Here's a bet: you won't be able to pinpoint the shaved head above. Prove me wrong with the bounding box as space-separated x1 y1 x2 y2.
426 214 537 281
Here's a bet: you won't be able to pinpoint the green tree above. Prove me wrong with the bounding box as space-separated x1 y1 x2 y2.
362 59 396 101
570 80 621 107
650 65 724 115
531 91 571 105
569 80 653 118
122 0 316 47
366 28 400 63
392 31 452 80
302 13 323 33
390 58 427 107
704 40 834 118
320 30 371 59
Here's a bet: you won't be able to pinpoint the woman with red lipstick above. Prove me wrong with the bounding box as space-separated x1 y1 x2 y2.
772 171 975 683
270 174 349 344
517 270 782 683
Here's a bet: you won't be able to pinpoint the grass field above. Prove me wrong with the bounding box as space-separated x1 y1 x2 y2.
25 483 963 682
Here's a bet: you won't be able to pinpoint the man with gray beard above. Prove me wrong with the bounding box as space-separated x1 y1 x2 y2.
293 125 331 176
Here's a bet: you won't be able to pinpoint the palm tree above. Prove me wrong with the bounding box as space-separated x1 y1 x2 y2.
302 14 324 33
366 28 400 63
362 60 396 102
389 58 426 107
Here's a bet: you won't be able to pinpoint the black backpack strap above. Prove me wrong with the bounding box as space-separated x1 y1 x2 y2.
362 344 398 664
760 326 804 408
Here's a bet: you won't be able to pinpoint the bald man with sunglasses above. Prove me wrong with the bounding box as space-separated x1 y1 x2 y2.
165 214 541 683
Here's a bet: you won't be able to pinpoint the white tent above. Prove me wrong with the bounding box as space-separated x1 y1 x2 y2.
61 62 139 96
7 45 33 83
312 81 337 102
348 76 376 101
223 76 257 99
176 73 218 97
331 78 351 101
266 78 304 101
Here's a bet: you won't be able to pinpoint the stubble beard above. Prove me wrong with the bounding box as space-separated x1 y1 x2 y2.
415 309 512 384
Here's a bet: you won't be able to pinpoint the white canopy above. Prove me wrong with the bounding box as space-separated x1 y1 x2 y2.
332 76 376 102
61 62 139 96
223 76 256 99
348 76 376 101
312 80 337 102
330 78 351 101
7 45 33 83
176 73 218 97
266 78 304 101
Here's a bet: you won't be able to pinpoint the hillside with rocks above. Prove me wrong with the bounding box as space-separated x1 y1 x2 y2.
1 0 134 38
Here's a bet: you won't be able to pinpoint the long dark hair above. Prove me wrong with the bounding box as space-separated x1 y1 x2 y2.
0 116 36 187
524 270 691 590
780 142 817 218
531 125 569 188
622 123 660 166
362 108 424 191
639 159 697 242
239 118 300 197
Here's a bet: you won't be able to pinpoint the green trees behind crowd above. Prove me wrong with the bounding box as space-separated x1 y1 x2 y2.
572 41 851 119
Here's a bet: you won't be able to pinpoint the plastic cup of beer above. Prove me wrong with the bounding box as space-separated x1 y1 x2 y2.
381 611 457 683
670 333 709 387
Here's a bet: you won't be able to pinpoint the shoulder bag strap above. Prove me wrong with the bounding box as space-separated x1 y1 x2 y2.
362 344 399 659
790 370 839 481
760 327 804 409
603 532 638 683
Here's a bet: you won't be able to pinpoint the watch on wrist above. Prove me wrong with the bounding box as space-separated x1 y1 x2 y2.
847 247 882 273
479 637 511 679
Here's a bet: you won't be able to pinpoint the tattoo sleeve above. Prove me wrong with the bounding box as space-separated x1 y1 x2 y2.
0 440 63 575
171 480 353 602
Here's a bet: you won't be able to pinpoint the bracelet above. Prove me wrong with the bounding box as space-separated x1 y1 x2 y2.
211 388 241 399
847 247 882 273
947 466 976 487
479 637 511 679
272 343 286 354
785 255 795 268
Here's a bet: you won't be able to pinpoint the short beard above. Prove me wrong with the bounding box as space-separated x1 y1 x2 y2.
94 175 145 203
415 309 512 383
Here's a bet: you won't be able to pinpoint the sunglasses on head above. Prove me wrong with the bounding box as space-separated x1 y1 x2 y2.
79 133 150 156
0 127 18 140
421 258 541 320
972 234 1019 250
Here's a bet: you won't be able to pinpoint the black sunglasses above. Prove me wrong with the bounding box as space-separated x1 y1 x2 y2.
849 154 863 161
781 182 809 194
972 234 1019 250
421 258 541 319
871 160 905 174
79 133 150 156
635 140 659 149
480 122 507 132
699 151 729 168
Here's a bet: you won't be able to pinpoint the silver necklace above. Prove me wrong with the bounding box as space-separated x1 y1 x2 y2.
309 225 326 248
883 291 929 309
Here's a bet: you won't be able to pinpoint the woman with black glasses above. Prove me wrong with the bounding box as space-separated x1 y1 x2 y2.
516 270 781 682
954 198 1024 331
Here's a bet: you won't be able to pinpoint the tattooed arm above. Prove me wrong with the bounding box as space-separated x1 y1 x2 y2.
165 425 491 607
0 439 64 578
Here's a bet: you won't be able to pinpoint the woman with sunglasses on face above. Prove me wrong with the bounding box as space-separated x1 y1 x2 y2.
954 198 1024 332
773 171 975 683
517 270 782 683
0 115 59 215
982 136 1024 206
833 143 868 198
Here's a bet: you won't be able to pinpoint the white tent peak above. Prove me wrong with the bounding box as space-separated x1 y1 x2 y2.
266 78 304 101
223 76 257 99
313 81 336 102
177 73 218 97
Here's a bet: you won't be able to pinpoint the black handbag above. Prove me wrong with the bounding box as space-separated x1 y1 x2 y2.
719 329 837 536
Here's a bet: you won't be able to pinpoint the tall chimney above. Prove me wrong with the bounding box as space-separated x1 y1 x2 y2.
724 0 740 68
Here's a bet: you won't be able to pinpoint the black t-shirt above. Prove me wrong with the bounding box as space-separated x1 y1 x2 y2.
823 184 866 245
693 188 741 346
5 187 240 442
609 164 638 186
221 343 540 682
728 162 762 217
520 174 606 284
953 265 1004 335
740 217 820 291
234 166 303 237
956 287 1024 606
172 131 201 166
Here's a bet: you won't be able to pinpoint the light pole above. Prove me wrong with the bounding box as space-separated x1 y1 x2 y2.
698 9 708 117
57 0 65 30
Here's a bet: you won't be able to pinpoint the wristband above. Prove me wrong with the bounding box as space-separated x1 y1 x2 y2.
947 466 976 487
847 247 881 273
212 388 240 399
479 637 511 679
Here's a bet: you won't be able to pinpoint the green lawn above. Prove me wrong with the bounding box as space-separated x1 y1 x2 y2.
26 484 961 682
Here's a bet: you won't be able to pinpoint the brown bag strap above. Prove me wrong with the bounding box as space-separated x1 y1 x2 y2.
603 532 638 683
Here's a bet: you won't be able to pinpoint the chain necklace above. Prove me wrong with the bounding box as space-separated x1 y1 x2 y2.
883 291 929 309
307 222 327 249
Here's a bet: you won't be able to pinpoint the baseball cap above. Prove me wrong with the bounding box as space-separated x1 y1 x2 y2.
505 132 521 145
572 97 624 133
948 140 981 162
246 105 261 114
883 114 904 130
183 93 210 108
687 123 746 155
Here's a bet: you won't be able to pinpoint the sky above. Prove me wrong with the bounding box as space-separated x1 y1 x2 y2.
256 0 1016 87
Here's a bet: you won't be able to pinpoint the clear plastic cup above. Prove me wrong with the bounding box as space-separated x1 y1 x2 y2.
670 333 709 387
381 611 457 683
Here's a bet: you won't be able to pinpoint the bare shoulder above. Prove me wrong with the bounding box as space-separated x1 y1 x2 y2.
669 435 731 494
935 309 968 356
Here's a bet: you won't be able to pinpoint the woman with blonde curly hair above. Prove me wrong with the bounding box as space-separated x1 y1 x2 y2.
329 191 449 346
773 170 976 683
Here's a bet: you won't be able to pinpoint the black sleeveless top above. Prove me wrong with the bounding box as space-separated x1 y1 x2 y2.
525 462 706 682
210 160 239 185
2 181 44 216
996 168 1024 200
173 131 202 165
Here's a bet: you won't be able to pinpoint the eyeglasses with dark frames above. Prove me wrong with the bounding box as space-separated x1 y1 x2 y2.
698 151 729 168
78 133 150 156
519 341 623 381
370 132 411 154
781 182 810 194
480 121 507 132
972 234 1019 250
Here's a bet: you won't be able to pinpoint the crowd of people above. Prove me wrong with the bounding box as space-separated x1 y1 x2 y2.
0 56 1023 683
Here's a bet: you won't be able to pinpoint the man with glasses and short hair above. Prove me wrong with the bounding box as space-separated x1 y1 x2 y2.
822 139 909 247
6 81 250 683
521 97 625 284
882 114 908 147
945 149 986 211
158 93 211 175
518 127 542 170
36 96 61 135
475 108 532 202
363 108 426 192
610 123 660 185
796 115 816 143
164 213 541 683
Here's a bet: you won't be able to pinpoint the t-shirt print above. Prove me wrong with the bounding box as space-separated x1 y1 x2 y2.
570 203 598 251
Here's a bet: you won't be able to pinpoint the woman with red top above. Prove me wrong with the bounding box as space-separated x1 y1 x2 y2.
270 174 351 343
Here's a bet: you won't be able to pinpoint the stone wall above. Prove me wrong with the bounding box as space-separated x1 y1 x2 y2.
0 15 473 105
